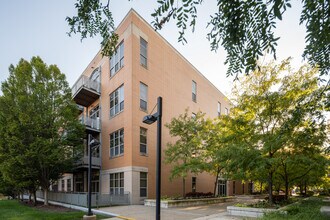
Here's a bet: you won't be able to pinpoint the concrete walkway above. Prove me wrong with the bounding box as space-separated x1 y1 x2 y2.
98 198 257 220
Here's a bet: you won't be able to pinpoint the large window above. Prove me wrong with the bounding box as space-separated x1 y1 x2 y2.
140 172 147 197
110 41 124 77
140 38 148 67
61 179 65 191
140 82 148 111
218 102 221 117
67 178 72 192
110 85 124 117
192 177 197 193
110 128 124 157
110 172 124 195
225 107 229 115
140 127 147 154
192 80 197 102
90 67 100 81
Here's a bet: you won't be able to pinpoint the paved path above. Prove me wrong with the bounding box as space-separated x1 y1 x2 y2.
99 198 258 220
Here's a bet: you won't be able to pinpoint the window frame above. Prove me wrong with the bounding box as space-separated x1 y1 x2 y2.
140 82 148 111
192 80 197 102
110 172 124 195
140 172 147 197
140 37 148 68
218 102 221 117
140 127 147 155
110 41 124 77
110 128 124 158
110 85 124 118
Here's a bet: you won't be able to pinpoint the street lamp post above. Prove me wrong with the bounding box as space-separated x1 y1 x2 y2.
84 134 99 220
142 96 162 220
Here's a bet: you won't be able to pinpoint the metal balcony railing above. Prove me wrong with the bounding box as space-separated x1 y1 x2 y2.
72 75 101 107
72 75 100 96
79 116 101 131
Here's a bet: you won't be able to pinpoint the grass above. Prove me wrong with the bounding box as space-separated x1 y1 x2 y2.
0 200 108 220
261 197 328 220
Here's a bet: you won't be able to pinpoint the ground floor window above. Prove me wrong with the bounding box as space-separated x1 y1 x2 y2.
140 172 147 197
67 178 72 192
75 173 84 192
218 180 227 196
110 172 124 195
92 172 99 192
192 177 197 193
61 179 65 191
233 181 236 195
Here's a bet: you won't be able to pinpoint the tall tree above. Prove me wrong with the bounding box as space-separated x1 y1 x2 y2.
0 57 84 205
165 110 207 197
67 0 329 77
223 59 328 203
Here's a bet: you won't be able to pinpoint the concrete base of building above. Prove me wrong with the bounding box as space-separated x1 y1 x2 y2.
83 214 97 220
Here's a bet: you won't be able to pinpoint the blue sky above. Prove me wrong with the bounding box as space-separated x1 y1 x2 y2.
0 0 307 96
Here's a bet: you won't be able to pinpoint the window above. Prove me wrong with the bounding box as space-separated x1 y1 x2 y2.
92 172 99 192
140 38 148 67
75 173 84 192
192 177 197 193
192 80 197 102
90 67 100 82
140 172 147 197
110 172 124 195
61 179 65 191
67 179 72 192
110 85 124 117
233 181 236 195
110 41 124 77
225 107 229 115
218 102 221 116
140 127 147 154
140 83 148 111
110 129 124 157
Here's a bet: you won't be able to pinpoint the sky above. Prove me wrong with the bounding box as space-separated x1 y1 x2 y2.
0 0 307 96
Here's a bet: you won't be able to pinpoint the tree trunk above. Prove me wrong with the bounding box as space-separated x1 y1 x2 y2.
182 178 186 198
29 192 32 202
260 182 263 194
268 172 273 204
33 190 37 206
285 181 289 200
213 168 220 196
44 188 49 205
304 180 307 196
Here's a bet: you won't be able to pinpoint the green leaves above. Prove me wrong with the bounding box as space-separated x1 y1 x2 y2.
66 0 118 57
0 57 85 197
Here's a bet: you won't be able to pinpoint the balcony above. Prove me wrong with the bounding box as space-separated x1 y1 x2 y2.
72 75 100 107
79 116 101 133
75 156 101 170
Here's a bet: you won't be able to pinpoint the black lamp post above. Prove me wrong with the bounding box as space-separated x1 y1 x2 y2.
86 134 100 217
142 96 162 220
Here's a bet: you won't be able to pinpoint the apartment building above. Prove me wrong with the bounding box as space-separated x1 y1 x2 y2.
57 9 250 204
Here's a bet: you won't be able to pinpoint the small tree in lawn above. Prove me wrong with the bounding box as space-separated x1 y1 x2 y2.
165 110 207 198
0 57 84 205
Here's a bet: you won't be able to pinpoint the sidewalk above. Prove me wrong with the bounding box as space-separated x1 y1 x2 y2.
98 199 256 220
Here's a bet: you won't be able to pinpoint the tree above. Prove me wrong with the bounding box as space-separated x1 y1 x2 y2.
222 59 328 203
165 110 207 197
0 57 84 205
67 0 329 77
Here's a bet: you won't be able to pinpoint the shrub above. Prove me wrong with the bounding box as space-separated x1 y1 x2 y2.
306 191 314 197
185 191 214 198
264 195 287 204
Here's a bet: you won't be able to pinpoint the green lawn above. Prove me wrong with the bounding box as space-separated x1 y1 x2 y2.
262 197 328 220
0 200 108 220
